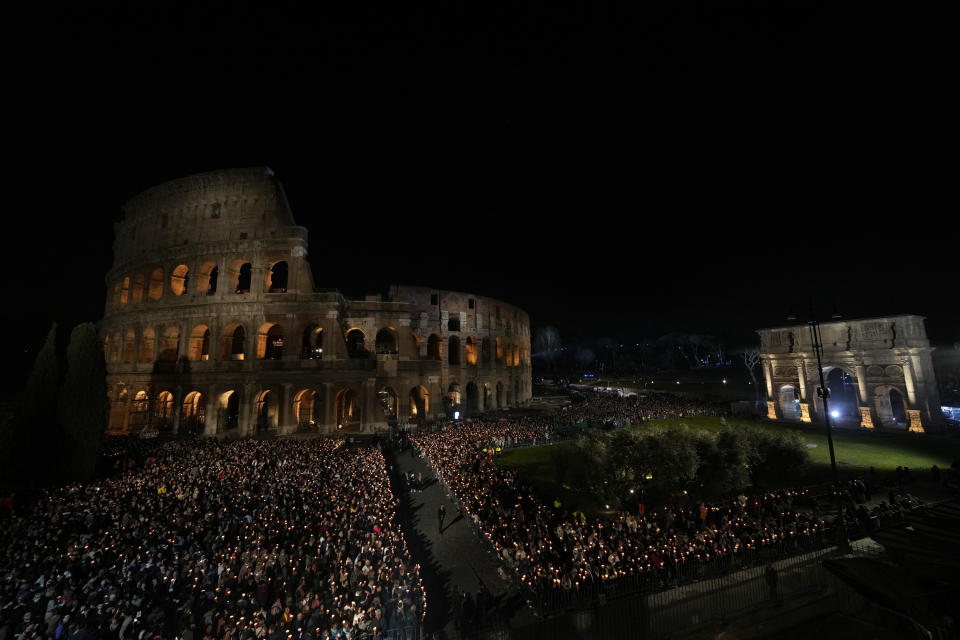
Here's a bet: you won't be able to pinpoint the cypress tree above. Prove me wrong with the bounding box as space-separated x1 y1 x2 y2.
5 323 60 485
59 323 108 481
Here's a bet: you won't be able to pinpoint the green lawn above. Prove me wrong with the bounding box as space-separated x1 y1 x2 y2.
496 416 960 514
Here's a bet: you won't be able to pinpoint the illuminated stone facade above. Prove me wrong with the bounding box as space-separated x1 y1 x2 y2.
100 168 532 436
758 315 943 432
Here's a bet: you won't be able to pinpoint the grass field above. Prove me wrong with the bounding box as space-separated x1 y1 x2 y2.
496 416 960 514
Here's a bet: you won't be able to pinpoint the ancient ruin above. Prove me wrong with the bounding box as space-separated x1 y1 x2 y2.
101 168 532 436
758 315 943 432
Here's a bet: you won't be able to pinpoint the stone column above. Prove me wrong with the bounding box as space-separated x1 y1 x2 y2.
173 384 183 433
280 383 293 432
240 384 256 437
322 382 335 433
907 409 924 433
796 360 807 401
363 378 384 433
762 360 774 399
204 386 218 437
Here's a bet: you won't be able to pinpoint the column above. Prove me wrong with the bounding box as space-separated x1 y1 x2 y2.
762 360 774 399
281 383 293 432
204 385 218 437
902 358 917 406
173 384 183 433
322 382 335 432
796 360 807 401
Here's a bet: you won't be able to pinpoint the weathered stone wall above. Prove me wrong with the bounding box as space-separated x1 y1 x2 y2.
101 168 532 436
757 315 943 432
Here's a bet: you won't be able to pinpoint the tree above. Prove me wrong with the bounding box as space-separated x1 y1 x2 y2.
741 347 763 407
742 427 808 487
5 323 61 484
533 326 561 372
59 323 108 481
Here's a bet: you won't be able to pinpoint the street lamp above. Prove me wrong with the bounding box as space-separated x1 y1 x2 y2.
788 306 850 551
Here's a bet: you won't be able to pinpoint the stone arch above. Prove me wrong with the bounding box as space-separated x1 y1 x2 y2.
336 388 362 430
302 324 324 359
108 330 121 363
170 264 189 296
257 322 284 360
778 384 801 419
131 390 150 430
409 385 429 419
230 259 252 294
293 389 319 429
155 390 175 432
132 273 144 303
427 333 443 360
188 325 211 361
465 336 478 366
159 326 181 362
466 382 479 416
874 384 909 428
218 390 240 431
266 260 288 292
481 338 491 367
822 365 861 419
346 328 367 359
198 262 218 295
122 329 136 364
254 389 277 432
378 386 399 423
139 328 155 362
375 327 399 355
221 323 246 360
181 391 205 435
449 336 461 365
120 277 130 306
148 267 164 300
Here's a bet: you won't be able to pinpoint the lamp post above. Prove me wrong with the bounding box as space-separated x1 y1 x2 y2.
788 307 850 552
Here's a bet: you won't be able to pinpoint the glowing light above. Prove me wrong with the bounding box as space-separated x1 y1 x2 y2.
830 410 840 418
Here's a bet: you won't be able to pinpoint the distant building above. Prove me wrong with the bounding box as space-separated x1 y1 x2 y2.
757 315 943 432
100 168 531 436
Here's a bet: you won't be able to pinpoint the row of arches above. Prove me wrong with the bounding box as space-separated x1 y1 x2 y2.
111 260 290 309
104 322 531 366
107 378 526 434
776 365 910 428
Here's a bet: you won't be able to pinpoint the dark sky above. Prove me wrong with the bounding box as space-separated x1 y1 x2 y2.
7 1 959 393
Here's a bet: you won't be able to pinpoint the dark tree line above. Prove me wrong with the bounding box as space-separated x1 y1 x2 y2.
0 322 107 487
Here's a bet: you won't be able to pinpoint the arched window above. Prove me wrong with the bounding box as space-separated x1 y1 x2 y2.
148 267 164 300
188 325 210 361
198 262 218 295
375 328 398 355
427 334 442 360
268 261 288 292
302 325 324 359
222 323 245 360
409 385 430 419
336 388 361 430
132 391 150 430
219 390 239 431
155 391 174 432
159 326 181 362
257 323 284 360
123 329 136 364
120 277 130 306
448 336 460 365
139 328 155 362
255 390 274 432
465 336 478 366
346 329 367 359
294 389 318 429
181 391 204 435
171 265 189 296
132 274 145 303
234 261 252 294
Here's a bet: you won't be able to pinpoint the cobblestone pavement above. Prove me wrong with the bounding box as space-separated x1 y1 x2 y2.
385 443 538 639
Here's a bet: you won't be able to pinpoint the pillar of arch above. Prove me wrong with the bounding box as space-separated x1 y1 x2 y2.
448 336 461 366
465 382 479 416
465 336 478 366
230 260 252 294
120 277 130 306
159 326 181 362
254 389 277 432
197 262 218 295
139 328 156 362
302 324 324 359
218 389 240 432
148 267 164 300
409 385 429 420
378 386 399 423
496 381 504 408
122 329 136 364
132 274 145 303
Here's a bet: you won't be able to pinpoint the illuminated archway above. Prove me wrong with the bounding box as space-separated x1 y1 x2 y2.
346 329 367 359
188 325 210 361
155 390 175 432
181 391 204 435
427 334 442 360
294 389 318 429
823 366 861 420
219 390 240 431
409 385 429 420
302 324 324 359
222 323 245 360
465 336 478 366
255 390 275 432
267 260 288 292
131 390 150 430
148 267 164 300
257 323 284 360
132 274 144 303
379 386 399 423
375 328 399 355
198 262 218 295
778 385 801 419
171 264 189 296
875 384 909 429
336 388 361 430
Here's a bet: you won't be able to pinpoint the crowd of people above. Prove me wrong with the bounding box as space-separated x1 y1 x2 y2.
0 440 423 640
409 394 835 608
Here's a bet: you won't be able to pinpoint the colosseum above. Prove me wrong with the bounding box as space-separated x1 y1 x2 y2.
100 167 532 436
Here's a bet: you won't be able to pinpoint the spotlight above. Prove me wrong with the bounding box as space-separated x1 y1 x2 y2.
830 410 840 419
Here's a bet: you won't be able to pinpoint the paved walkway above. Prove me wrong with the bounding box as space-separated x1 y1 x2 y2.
385 442 537 638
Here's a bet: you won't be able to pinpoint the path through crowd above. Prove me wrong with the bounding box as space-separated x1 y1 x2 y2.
385 441 539 639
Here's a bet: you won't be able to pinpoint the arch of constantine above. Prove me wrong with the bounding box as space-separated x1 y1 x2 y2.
100 167 532 436
757 315 943 433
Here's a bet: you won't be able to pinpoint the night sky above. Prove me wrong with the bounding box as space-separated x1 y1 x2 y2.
7 2 958 396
